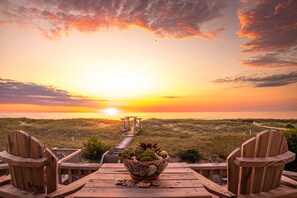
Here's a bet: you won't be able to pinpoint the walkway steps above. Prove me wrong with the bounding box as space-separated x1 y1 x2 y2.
113 135 134 154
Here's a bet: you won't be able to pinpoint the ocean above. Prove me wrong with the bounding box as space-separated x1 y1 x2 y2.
0 111 297 120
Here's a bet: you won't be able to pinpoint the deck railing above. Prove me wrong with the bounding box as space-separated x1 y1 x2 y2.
52 147 81 161
58 162 101 183
58 149 82 163
189 163 227 184
0 163 9 176
54 148 91 183
1 157 295 185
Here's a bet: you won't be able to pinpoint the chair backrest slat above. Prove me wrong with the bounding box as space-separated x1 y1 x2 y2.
227 148 240 194
29 136 46 193
45 148 58 193
239 137 255 194
6 132 17 187
252 130 270 193
262 131 287 191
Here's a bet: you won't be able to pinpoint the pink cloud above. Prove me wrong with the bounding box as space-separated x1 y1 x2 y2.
0 0 225 40
238 0 297 68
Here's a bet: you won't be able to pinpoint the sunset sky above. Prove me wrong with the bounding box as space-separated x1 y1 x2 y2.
0 0 297 113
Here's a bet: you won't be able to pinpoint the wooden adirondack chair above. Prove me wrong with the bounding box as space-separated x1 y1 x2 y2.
195 130 297 198
0 130 93 198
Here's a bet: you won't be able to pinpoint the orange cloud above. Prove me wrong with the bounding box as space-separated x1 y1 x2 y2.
0 0 225 40
0 104 96 112
238 0 297 67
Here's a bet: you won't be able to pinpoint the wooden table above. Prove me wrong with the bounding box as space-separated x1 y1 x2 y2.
71 163 212 198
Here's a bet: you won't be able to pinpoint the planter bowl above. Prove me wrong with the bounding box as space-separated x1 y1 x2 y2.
122 156 169 180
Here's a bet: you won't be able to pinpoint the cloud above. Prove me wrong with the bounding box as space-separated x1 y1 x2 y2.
238 0 297 67
0 0 225 40
161 96 182 99
213 71 297 87
0 78 102 107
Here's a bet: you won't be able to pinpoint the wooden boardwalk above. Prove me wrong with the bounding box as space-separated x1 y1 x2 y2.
113 116 141 154
113 135 134 154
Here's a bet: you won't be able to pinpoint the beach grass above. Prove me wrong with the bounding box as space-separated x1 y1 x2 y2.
0 118 295 161
0 118 122 151
132 119 264 160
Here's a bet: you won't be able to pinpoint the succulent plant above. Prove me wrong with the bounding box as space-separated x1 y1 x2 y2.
137 142 161 153
118 142 167 162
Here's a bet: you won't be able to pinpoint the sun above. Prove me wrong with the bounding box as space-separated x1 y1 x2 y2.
102 107 119 116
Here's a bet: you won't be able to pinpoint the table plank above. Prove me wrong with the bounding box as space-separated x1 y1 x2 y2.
91 172 199 180
72 163 212 198
74 188 211 198
98 167 193 174
85 179 204 188
101 163 189 168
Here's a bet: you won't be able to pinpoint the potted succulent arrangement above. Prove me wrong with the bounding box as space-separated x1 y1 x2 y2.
118 142 169 180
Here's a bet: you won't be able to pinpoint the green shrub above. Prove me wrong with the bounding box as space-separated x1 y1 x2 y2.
179 148 201 163
284 129 297 155
82 135 110 162
286 124 295 129
284 129 297 171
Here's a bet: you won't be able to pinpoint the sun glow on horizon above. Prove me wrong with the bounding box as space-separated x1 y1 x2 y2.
102 107 119 116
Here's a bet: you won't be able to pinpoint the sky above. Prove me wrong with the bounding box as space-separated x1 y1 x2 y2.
0 0 297 113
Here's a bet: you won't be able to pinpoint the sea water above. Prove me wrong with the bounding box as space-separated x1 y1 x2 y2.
0 111 296 120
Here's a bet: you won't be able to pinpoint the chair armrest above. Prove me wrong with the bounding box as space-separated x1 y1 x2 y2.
283 170 297 181
234 151 295 168
46 171 95 198
281 175 297 188
0 175 11 186
0 151 49 167
192 171 236 198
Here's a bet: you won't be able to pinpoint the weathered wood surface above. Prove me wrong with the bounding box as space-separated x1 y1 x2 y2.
0 175 11 186
58 149 82 163
0 184 46 198
189 162 227 184
0 131 92 198
228 130 297 194
45 148 58 193
193 171 236 198
227 148 240 194
198 130 297 198
0 163 9 176
189 163 227 170
235 151 295 168
59 162 101 170
235 184 297 198
280 175 297 188
3 130 47 193
283 170 297 181
46 172 97 198
71 163 212 198
252 130 270 193
0 151 49 167
239 136 255 194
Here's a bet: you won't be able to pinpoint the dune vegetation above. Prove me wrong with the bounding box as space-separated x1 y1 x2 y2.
0 118 296 162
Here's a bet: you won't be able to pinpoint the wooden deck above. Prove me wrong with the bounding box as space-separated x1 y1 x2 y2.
71 163 212 198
